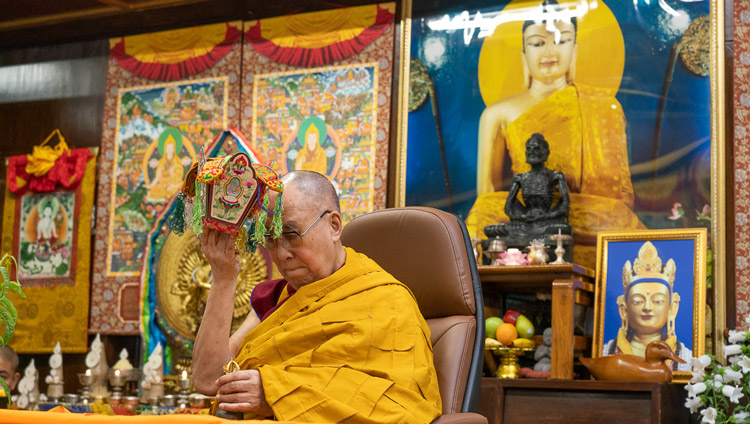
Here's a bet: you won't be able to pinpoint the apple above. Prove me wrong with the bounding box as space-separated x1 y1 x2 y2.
485 317 503 339
515 314 535 339
503 310 522 325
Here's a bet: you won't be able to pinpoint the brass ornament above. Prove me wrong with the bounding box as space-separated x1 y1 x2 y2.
157 229 271 340
408 57 431 112
678 15 710 77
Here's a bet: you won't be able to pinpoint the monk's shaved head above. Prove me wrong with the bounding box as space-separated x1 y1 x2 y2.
0 346 18 372
282 171 340 213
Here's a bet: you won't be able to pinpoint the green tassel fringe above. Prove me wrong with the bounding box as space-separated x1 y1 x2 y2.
191 181 204 236
252 192 270 244
245 221 257 253
168 193 186 236
271 193 284 238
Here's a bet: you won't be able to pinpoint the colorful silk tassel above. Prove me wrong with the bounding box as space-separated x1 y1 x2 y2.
271 193 284 238
252 192 270 244
245 221 258 253
191 181 204 236
168 193 187 236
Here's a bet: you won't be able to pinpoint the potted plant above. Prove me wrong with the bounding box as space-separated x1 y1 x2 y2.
685 315 750 423
0 254 26 408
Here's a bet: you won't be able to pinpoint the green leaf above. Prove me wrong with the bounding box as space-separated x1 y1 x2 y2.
0 254 18 273
0 376 10 406
0 265 8 287
0 299 17 322
0 307 15 346
7 282 25 299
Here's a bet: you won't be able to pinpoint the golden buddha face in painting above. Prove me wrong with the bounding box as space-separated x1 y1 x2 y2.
522 20 577 86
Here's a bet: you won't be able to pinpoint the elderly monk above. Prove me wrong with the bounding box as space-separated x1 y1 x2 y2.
193 170 442 423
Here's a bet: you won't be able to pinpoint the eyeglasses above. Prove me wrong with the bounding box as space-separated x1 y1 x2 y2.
263 210 332 250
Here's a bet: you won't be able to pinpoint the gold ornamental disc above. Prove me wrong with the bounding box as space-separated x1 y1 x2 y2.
156 229 273 340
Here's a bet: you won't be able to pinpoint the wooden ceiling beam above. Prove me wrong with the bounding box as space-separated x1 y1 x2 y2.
0 0 377 51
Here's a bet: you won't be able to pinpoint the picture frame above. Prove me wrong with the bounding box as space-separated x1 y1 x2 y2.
392 0 726 356
592 228 707 383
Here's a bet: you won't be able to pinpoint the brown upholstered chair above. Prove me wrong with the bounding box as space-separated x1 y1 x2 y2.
341 207 487 424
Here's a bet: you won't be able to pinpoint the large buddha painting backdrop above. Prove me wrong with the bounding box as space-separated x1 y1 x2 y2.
405 0 711 267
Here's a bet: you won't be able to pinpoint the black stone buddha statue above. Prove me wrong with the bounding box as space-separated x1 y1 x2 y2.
484 133 573 256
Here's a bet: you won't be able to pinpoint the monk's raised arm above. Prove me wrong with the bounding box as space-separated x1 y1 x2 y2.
193 229 243 395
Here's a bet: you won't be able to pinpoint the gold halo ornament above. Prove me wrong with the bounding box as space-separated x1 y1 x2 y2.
156 228 272 341
477 0 625 106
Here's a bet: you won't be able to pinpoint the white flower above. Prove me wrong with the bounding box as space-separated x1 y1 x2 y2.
737 355 750 373
713 373 724 384
722 385 744 403
701 407 717 424
725 344 743 360
692 355 711 372
687 382 707 397
690 370 705 384
734 411 750 423
728 330 748 344
723 368 743 384
684 396 704 414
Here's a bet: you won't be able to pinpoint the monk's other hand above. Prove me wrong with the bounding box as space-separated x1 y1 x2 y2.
199 229 241 283
215 369 273 417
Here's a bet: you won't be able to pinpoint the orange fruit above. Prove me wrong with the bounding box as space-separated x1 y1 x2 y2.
495 323 518 346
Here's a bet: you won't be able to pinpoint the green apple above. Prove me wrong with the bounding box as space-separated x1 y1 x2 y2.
515 314 535 339
485 317 503 340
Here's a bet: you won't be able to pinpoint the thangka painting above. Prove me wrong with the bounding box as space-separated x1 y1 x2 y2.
1 149 97 353
251 64 378 221
405 0 712 269
107 79 228 276
17 193 75 280
242 3 395 221
92 22 242 334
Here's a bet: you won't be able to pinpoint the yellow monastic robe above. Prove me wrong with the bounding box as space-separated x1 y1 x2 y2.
294 147 328 175
228 247 442 423
467 84 645 267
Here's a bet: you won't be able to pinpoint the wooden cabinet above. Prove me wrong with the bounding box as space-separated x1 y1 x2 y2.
479 264 595 379
478 378 690 424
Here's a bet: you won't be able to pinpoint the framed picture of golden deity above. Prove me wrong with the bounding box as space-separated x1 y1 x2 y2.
592 228 707 383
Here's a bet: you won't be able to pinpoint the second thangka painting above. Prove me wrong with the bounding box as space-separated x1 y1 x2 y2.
242 3 396 222
405 0 712 268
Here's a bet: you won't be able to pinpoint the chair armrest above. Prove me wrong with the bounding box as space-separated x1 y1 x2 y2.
431 412 488 424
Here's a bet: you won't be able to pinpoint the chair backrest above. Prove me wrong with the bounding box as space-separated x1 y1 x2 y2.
340 207 485 414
